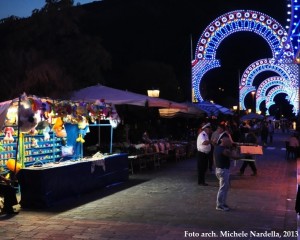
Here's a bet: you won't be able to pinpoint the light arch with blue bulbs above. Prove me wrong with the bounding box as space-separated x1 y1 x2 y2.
192 8 299 115
239 58 299 113
192 9 294 102
265 86 296 114
256 76 288 112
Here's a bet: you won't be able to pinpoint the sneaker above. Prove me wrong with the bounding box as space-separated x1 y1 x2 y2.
216 206 229 211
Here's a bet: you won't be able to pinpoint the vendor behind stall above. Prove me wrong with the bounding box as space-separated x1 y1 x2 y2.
142 131 152 144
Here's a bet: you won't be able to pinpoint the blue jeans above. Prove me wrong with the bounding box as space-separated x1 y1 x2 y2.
215 168 230 207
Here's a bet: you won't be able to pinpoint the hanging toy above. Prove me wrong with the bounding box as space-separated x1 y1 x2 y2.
36 120 51 140
43 125 51 141
3 127 14 142
40 102 52 120
53 117 67 138
76 116 89 143
31 138 38 148
76 134 85 143
18 104 38 133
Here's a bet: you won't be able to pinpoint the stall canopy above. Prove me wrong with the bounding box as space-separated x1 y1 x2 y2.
194 101 233 117
71 85 187 110
159 102 206 118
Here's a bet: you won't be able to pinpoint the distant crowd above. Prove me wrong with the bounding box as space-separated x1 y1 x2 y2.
198 119 294 146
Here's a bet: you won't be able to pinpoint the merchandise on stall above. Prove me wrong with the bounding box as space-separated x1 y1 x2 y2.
0 93 121 174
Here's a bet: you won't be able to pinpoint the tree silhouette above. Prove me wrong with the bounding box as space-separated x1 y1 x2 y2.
0 0 111 100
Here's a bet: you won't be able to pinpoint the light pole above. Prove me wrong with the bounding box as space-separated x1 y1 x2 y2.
251 91 256 113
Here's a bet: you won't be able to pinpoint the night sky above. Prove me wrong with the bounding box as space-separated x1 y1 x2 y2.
0 0 293 116
0 0 101 19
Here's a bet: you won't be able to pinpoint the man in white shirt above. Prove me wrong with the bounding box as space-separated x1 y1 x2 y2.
196 123 212 186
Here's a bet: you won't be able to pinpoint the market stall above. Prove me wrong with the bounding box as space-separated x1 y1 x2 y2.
18 153 128 208
0 93 128 208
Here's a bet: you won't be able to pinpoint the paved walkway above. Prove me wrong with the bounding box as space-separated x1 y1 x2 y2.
0 131 298 240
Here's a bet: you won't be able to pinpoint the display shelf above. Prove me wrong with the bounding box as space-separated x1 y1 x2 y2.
0 135 17 169
23 132 62 166
0 131 63 170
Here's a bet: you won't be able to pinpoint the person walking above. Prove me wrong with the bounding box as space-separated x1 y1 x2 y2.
196 123 212 186
239 131 258 176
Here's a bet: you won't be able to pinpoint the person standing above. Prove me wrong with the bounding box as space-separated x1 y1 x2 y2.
214 137 234 211
196 123 212 186
268 120 275 144
215 122 232 145
142 131 152 144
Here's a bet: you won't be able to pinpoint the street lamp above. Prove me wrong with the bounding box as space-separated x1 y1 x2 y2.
147 89 160 98
251 91 256 113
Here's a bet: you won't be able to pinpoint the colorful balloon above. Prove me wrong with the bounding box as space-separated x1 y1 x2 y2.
6 159 22 173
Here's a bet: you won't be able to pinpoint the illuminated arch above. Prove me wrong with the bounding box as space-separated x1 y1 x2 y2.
265 86 297 114
195 10 293 60
284 0 300 60
239 58 299 111
192 9 294 102
256 76 288 112
240 59 295 87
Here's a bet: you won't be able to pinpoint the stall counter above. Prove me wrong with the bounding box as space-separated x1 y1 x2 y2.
18 153 129 208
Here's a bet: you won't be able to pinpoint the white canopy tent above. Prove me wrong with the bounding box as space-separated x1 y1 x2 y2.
70 85 191 150
70 85 188 110
158 104 205 118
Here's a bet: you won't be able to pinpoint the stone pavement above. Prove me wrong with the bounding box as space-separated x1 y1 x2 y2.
0 131 298 240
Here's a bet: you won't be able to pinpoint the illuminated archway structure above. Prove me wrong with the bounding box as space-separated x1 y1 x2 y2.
240 58 299 112
256 76 288 112
192 8 300 115
283 0 300 61
265 86 296 115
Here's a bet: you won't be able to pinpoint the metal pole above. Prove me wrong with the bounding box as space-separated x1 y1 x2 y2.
238 69 241 116
13 95 21 183
98 120 101 149
110 126 113 154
